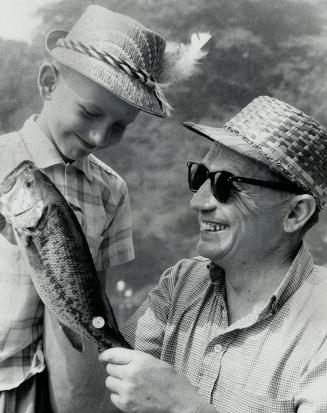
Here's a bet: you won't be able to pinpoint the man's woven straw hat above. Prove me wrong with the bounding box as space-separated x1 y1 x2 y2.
46 5 211 118
184 96 327 209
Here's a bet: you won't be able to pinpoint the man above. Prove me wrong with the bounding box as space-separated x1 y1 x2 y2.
100 96 327 412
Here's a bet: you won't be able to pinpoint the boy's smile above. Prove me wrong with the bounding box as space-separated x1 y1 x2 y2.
37 64 140 162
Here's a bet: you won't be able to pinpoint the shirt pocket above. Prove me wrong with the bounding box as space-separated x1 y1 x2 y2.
224 383 294 413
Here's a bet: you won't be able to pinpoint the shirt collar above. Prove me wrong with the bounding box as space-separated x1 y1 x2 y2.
19 115 93 182
267 243 313 314
208 262 226 294
208 243 314 316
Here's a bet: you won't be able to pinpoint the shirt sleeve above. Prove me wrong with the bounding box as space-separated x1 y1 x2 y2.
122 263 178 358
295 339 327 412
94 179 134 289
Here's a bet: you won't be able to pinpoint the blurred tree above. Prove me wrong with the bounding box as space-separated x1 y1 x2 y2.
1 0 327 318
0 39 41 132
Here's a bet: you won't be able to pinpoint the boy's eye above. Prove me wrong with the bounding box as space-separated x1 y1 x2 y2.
80 106 101 118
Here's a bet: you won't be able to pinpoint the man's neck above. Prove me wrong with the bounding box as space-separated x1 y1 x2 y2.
223 241 301 325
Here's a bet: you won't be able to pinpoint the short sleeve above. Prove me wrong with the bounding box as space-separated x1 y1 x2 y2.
122 263 178 358
95 181 134 273
295 339 327 412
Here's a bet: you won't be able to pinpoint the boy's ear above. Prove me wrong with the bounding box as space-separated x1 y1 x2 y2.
283 194 316 233
38 63 59 100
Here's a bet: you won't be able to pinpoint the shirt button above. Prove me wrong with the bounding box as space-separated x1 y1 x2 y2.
214 344 223 353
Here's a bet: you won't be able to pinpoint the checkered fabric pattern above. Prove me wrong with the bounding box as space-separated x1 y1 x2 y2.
0 115 134 390
123 245 327 412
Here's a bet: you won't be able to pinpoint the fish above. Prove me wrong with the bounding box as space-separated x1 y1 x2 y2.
0 160 131 351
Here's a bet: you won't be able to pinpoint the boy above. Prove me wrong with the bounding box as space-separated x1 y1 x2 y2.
0 4 210 412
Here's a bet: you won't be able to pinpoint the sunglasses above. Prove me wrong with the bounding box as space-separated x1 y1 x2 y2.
187 161 302 203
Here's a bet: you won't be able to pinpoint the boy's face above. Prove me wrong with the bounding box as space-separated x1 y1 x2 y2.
38 65 140 162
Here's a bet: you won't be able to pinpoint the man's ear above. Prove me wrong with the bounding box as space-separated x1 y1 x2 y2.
38 63 59 100
283 194 316 233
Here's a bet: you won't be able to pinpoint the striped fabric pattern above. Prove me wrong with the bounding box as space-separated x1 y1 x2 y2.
0 115 134 390
123 245 327 412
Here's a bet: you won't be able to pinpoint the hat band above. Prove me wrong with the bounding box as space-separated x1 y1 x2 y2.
55 38 172 115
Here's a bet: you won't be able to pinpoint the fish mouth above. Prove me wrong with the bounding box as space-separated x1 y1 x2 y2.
14 205 35 217
8 202 47 230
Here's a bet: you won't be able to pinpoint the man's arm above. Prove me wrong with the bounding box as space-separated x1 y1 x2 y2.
295 339 327 412
121 260 182 355
100 348 218 413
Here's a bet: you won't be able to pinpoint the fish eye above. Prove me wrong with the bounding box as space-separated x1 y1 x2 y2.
25 179 34 188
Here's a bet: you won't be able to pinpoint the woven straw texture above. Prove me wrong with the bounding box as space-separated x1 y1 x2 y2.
46 5 167 117
185 96 327 209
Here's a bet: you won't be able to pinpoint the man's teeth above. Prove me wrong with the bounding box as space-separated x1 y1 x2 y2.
201 222 228 232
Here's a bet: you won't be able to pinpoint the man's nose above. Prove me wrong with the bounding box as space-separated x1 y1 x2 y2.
190 179 217 211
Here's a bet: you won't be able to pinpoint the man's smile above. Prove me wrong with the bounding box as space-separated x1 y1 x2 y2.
200 220 229 232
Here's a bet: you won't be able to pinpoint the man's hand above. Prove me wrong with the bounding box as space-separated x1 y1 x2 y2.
99 348 213 413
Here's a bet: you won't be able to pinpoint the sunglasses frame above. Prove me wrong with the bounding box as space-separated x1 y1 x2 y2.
187 161 303 203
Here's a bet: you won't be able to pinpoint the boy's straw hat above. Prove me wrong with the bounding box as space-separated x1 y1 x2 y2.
184 96 327 209
46 5 211 118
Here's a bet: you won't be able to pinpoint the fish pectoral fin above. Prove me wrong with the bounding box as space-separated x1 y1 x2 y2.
59 323 84 352
14 228 32 247
14 230 43 273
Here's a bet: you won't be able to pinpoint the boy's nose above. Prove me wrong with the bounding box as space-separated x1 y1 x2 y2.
88 122 112 147
190 179 217 211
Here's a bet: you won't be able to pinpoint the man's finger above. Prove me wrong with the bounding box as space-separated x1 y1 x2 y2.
99 347 133 365
110 393 123 411
106 362 128 379
105 375 122 393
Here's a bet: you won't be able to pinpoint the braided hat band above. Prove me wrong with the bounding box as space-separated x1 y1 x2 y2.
46 5 211 118
184 96 327 209
55 38 172 116
46 5 168 117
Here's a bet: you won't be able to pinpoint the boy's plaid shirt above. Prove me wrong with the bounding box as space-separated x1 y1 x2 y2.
0 116 134 390
123 245 327 412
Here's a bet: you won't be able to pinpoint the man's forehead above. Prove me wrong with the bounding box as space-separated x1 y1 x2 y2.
205 142 223 161
204 142 248 165
203 142 268 178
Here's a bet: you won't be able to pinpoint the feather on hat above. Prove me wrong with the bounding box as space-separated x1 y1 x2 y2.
161 32 212 84
154 32 211 116
46 5 211 117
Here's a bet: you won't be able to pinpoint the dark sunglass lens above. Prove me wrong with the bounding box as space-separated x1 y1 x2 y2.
189 163 207 191
213 171 233 203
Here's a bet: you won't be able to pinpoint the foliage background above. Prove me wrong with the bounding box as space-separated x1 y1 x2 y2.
2 0 327 322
